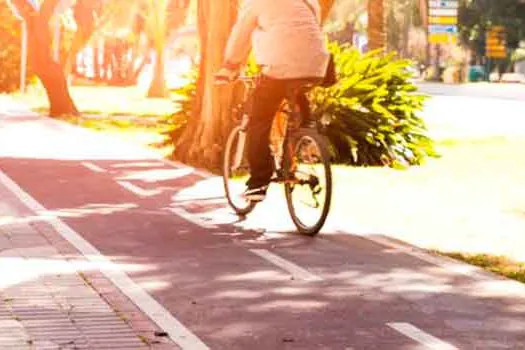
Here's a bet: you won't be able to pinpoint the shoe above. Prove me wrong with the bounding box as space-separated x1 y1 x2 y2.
242 185 268 202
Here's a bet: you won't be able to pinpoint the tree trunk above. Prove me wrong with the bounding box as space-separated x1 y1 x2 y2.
319 0 336 23
174 0 335 170
173 0 239 170
146 0 170 98
27 14 78 116
368 0 386 51
93 40 101 80
147 45 168 97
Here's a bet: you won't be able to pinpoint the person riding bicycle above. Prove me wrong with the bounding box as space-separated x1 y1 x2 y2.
216 0 330 202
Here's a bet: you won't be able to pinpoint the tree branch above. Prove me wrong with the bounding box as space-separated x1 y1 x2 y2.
8 0 37 19
40 0 62 20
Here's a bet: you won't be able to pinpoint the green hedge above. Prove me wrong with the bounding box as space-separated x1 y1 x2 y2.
312 44 437 167
0 1 23 92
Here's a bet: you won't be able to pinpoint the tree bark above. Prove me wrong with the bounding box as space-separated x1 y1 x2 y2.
319 0 336 23
368 0 386 51
30 18 77 116
147 45 169 97
10 0 78 116
174 0 336 171
173 0 239 170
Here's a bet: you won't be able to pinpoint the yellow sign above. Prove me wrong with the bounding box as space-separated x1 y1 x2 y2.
429 33 458 44
486 51 506 59
486 38 504 47
486 26 506 58
490 25 505 32
429 16 457 24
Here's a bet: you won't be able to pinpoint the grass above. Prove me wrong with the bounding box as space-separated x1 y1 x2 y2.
441 253 525 284
13 85 182 157
12 85 178 118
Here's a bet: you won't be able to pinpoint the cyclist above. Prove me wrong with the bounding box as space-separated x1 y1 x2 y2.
216 0 329 202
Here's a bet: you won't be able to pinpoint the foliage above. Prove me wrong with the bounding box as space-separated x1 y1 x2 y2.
0 0 24 92
170 44 435 168
459 0 525 59
443 252 525 284
512 48 525 63
311 43 437 167
169 68 197 140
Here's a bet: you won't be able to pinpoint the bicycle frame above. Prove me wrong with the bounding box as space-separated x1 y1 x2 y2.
222 74 332 234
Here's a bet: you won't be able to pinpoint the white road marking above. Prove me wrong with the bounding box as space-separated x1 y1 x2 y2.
117 181 161 197
81 162 106 173
169 207 219 229
388 322 459 350
0 170 209 350
249 249 323 282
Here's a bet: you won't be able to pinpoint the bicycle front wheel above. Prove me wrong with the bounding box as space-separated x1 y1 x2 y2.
284 130 332 235
223 126 256 216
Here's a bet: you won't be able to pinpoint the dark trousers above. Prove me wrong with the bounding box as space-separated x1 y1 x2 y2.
246 76 314 188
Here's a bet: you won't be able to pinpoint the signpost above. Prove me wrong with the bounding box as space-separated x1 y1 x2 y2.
486 26 507 59
427 0 458 45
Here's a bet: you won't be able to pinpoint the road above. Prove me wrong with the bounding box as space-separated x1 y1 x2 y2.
417 82 525 101
1 100 525 349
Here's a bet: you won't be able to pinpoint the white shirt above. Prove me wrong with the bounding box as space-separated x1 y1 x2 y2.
224 0 329 79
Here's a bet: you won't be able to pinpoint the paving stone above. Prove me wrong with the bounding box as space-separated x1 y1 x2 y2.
0 320 31 349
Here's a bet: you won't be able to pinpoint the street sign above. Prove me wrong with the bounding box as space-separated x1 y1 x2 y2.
429 8 457 16
429 16 457 24
486 26 507 59
427 0 458 45
428 33 458 44
429 0 458 8
429 25 458 34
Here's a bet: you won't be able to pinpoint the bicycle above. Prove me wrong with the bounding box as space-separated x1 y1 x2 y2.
219 74 332 236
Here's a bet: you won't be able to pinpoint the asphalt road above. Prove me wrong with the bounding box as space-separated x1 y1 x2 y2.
417 82 525 101
1 105 525 349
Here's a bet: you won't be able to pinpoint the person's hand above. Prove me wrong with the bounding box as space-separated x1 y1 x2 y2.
214 67 239 85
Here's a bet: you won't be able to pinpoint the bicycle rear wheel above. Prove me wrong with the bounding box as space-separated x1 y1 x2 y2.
284 130 332 235
223 126 256 216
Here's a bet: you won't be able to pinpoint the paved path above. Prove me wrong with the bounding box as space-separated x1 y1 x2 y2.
0 180 178 350
1 106 525 349
417 82 525 101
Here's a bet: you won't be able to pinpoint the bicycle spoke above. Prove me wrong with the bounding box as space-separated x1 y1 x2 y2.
284 132 332 235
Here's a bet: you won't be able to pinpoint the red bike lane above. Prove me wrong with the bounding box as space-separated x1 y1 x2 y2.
1 113 525 350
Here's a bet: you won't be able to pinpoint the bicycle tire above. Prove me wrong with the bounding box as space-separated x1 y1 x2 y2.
223 126 256 216
283 129 332 235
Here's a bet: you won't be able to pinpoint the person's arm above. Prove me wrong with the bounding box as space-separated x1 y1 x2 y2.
223 0 258 69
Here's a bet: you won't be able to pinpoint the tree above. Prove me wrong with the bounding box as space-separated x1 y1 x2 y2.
140 0 190 97
386 0 422 57
326 0 366 43
367 0 386 51
174 0 336 170
8 0 78 116
0 0 25 92
459 0 525 62
173 0 239 169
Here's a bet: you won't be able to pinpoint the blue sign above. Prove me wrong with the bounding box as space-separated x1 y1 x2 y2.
429 25 458 34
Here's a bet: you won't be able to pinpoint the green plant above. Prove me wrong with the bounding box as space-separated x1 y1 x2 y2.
311 43 437 167
0 0 24 92
170 44 436 168
169 68 197 140
511 48 525 63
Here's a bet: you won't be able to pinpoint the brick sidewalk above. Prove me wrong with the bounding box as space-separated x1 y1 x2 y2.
0 182 178 349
